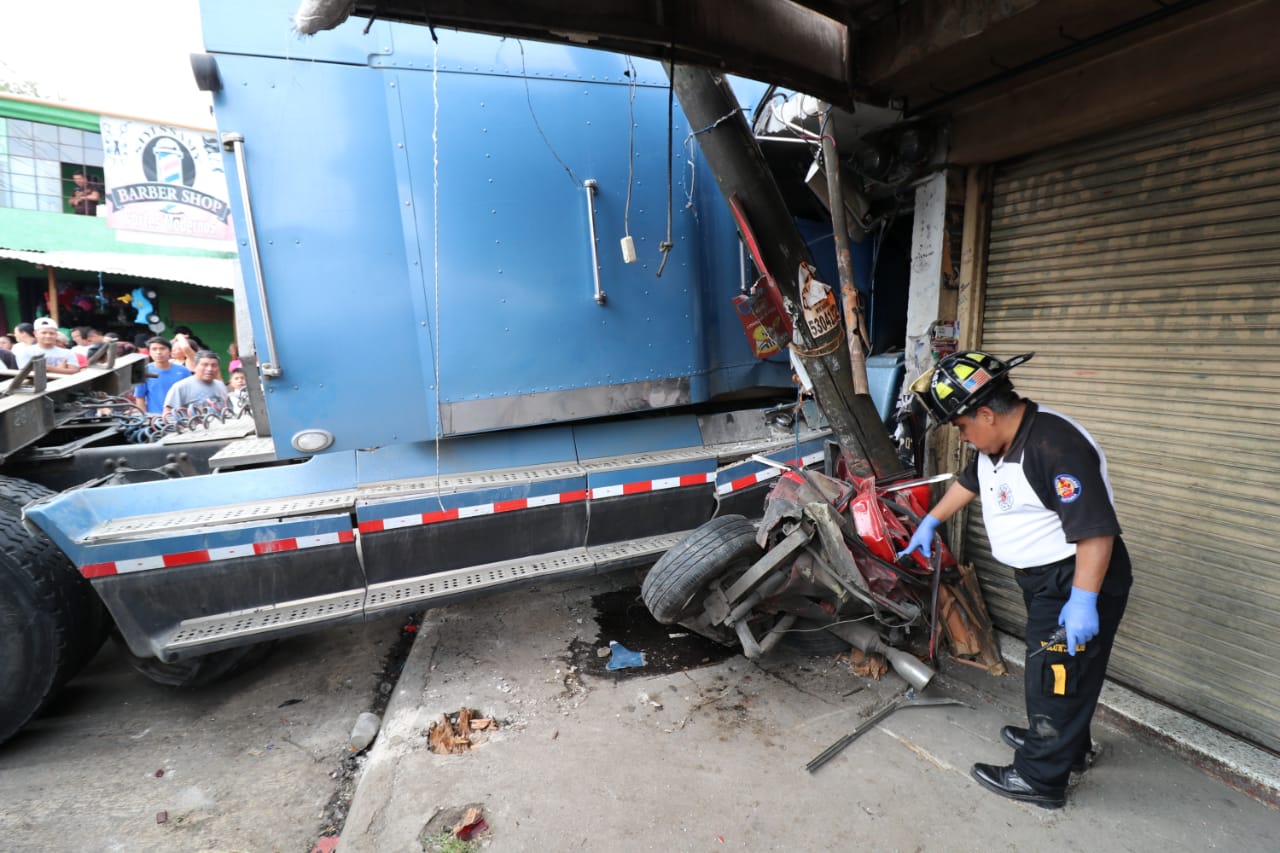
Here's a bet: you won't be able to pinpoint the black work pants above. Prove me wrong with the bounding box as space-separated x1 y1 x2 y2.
1012 557 1130 794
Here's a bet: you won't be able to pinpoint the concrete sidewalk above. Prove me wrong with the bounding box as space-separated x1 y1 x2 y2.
339 571 1276 852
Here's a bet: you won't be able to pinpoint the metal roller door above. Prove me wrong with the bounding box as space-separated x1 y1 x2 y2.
970 87 1280 752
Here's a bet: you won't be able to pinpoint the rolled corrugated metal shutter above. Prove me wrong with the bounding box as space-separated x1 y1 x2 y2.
971 87 1280 752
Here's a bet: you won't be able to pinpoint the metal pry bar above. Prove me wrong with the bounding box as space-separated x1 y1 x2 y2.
806 693 967 773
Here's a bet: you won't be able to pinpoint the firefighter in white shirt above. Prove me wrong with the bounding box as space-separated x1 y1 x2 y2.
899 350 1132 809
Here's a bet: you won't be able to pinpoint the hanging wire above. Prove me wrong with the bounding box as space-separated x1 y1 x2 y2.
682 131 698 217
656 73 675 278
679 107 741 221
518 40 581 187
432 34 447 511
623 55 637 239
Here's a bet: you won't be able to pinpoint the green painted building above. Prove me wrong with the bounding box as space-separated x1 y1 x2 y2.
0 96 238 360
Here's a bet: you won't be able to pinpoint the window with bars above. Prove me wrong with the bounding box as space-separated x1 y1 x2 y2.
0 117 105 214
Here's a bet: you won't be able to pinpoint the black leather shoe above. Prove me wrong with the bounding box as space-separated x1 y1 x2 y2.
1000 724 1029 750
971 763 1065 809
1001 725 1095 775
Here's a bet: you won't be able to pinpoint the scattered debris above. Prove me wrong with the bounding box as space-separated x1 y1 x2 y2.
348 711 382 753
155 810 168 825
836 648 889 680
637 691 663 710
605 640 646 671
309 836 340 853
154 768 165 778
568 587 735 679
428 709 497 754
596 646 612 658
278 698 304 708
452 806 488 840
420 803 490 851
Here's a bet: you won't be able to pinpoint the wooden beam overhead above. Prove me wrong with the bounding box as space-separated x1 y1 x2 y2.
356 0 855 106
945 0 1280 163
856 0 1165 108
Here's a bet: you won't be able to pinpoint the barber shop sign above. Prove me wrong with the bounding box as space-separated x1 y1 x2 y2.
99 118 233 243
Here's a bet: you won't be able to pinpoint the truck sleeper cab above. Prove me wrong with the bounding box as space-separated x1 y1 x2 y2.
16 3 838 679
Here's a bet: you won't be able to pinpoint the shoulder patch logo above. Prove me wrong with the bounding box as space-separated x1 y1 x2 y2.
1055 474 1083 503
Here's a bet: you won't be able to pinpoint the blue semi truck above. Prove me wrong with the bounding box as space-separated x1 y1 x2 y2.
1 0 919 744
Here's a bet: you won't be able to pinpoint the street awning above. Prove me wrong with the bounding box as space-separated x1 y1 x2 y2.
0 247 237 290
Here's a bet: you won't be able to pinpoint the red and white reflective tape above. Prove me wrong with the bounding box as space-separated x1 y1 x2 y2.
81 529 356 579
716 451 825 496
358 472 718 533
358 488 590 534
587 472 715 500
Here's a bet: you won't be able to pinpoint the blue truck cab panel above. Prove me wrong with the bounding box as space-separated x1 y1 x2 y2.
202 0 790 459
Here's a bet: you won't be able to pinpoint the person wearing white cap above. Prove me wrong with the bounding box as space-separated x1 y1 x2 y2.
16 318 81 374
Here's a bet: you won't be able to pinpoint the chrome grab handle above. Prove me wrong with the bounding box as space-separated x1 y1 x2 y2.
583 179 607 305
221 132 282 378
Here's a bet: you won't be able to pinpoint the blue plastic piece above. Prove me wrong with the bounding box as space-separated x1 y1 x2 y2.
865 352 905 423
605 641 647 671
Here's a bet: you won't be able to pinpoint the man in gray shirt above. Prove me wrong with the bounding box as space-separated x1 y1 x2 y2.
164 350 229 415
19 318 81 374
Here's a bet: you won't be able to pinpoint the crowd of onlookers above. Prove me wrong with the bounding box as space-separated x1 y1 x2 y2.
1 321 246 418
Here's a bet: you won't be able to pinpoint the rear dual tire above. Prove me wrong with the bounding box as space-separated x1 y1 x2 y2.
0 477 111 746
0 514 84 744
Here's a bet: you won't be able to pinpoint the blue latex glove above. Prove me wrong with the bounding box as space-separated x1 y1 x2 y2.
897 514 941 560
1058 587 1099 656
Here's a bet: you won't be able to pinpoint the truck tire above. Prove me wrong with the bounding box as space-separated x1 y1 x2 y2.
0 517 75 745
0 476 110 678
642 514 762 624
0 473 60 516
122 641 277 688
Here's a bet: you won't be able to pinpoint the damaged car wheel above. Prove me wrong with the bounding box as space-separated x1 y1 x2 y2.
642 514 762 625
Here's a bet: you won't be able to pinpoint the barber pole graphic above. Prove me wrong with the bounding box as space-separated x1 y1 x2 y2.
152 137 184 214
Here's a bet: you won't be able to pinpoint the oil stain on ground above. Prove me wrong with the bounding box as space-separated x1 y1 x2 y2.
568 586 737 680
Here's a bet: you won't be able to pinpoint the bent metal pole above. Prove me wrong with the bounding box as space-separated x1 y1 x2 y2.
669 64 905 479
819 109 870 396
